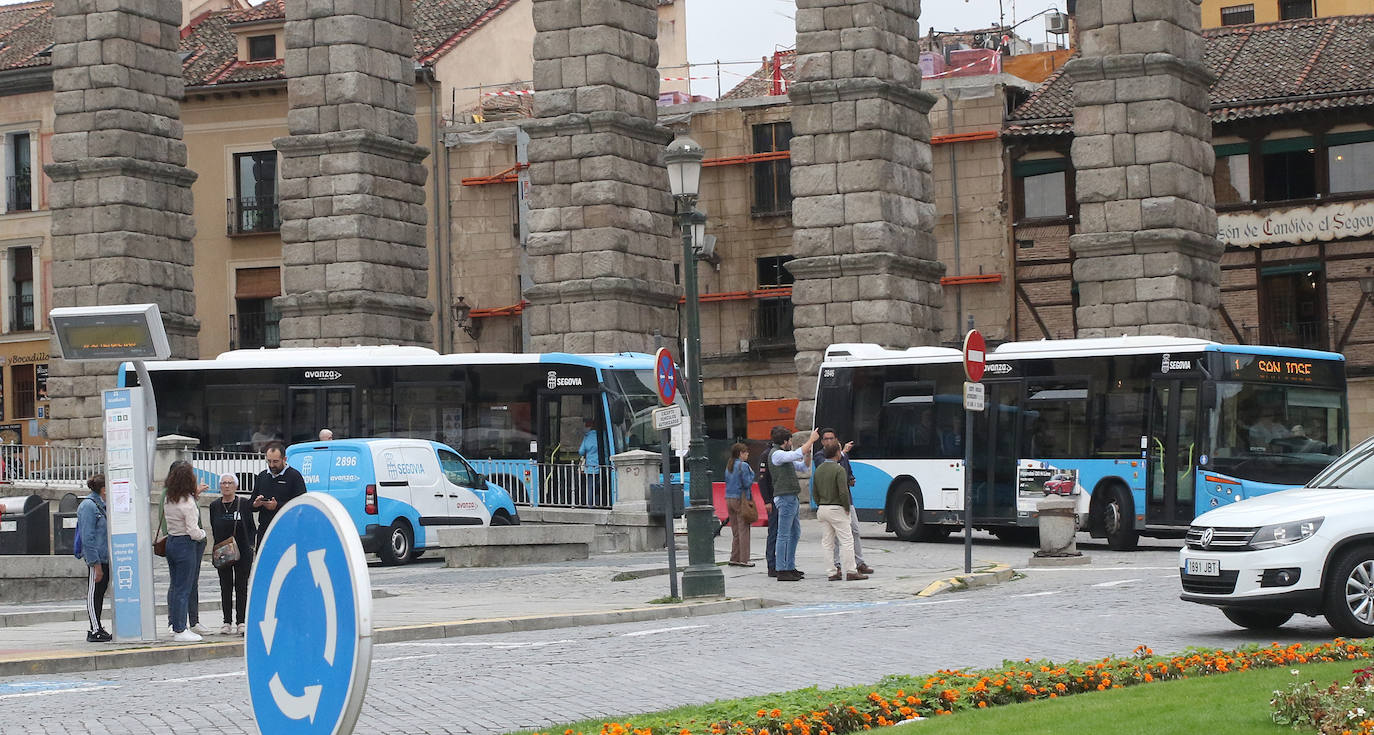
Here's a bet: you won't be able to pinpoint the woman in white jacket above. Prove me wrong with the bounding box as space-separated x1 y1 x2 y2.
163 463 207 642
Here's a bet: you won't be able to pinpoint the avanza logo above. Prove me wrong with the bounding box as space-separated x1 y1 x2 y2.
304 370 343 381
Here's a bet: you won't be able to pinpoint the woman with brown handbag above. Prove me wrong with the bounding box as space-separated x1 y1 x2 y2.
723 442 757 567
209 474 257 635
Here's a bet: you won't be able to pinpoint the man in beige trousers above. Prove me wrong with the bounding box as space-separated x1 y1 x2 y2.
812 443 868 581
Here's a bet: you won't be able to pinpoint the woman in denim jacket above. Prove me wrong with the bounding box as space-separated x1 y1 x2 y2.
723 443 756 567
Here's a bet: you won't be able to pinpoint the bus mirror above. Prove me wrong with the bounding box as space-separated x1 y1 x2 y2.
1201 383 1216 408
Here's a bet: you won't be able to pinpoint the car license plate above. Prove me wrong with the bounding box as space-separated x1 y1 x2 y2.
1186 558 1220 577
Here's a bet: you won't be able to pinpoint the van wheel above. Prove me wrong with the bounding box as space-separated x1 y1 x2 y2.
490 511 514 527
1097 485 1139 551
1324 547 1374 637
1221 608 1293 631
379 521 413 566
889 481 933 542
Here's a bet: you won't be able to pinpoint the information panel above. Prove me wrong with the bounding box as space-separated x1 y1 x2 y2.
104 388 157 641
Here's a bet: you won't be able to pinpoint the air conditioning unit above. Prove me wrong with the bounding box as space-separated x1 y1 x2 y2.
1031 42 1057 53
1045 12 1069 35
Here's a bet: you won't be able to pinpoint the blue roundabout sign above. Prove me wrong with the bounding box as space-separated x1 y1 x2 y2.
246 493 372 735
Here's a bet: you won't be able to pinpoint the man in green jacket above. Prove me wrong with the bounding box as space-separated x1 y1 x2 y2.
813 443 867 581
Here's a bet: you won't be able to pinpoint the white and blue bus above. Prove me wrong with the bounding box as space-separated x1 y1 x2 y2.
121 347 689 508
814 337 1349 550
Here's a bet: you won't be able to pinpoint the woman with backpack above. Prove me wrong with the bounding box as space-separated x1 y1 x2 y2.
76 473 110 642
209 474 256 635
163 463 208 642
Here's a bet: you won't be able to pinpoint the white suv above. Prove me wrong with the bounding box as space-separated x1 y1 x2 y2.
1180 435 1374 636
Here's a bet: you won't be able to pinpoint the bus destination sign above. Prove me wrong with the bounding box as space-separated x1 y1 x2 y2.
1223 354 1342 386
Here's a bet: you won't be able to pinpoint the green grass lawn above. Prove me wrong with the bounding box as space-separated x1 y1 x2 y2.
882 659 1363 735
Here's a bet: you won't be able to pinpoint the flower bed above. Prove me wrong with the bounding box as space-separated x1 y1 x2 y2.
530 640 1374 735
1272 665 1374 735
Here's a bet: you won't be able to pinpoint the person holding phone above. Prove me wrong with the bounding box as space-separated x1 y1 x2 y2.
769 425 818 582
814 428 874 576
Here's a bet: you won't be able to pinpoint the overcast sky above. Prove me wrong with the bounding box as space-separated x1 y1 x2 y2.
685 0 1066 98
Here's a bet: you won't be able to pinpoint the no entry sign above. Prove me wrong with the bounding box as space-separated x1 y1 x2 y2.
963 330 986 383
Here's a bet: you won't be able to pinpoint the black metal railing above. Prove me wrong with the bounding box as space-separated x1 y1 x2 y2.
753 297 795 350
6 174 31 213
1259 321 1325 351
226 196 280 235
9 293 32 332
233 311 280 349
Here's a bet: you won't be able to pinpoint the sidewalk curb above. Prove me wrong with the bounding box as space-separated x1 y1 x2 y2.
0 597 773 677
915 563 1015 597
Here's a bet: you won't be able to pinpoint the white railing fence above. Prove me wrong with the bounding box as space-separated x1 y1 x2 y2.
0 444 104 486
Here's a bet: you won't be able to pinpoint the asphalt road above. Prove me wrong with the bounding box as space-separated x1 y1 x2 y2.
0 541 1350 735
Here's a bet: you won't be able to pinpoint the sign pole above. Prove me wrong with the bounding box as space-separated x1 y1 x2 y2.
964 404 973 574
652 347 681 598
961 329 986 575
660 428 678 599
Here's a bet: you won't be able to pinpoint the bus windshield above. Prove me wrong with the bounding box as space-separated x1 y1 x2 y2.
1210 381 1346 484
603 369 682 454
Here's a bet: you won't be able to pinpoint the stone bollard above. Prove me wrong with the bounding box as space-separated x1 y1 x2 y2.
1029 494 1090 567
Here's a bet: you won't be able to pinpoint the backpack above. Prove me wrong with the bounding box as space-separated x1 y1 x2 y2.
757 446 775 497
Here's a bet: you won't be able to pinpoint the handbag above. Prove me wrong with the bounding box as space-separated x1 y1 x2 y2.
152 494 168 557
211 497 243 568
738 495 759 525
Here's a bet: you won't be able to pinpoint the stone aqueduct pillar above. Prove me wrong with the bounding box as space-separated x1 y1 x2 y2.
274 0 434 347
45 0 200 444
1066 0 1220 338
787 0 944 425
522 0 679 354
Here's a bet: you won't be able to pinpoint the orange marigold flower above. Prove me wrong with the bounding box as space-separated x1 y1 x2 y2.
770 710 782 718
978 701 988 708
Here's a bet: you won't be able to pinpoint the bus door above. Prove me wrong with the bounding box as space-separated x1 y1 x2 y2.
287 386 355 444
1146 378 1199 526
970 380 1020 522
535 390 603 506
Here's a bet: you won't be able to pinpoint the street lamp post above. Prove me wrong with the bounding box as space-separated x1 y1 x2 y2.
664 134 725 598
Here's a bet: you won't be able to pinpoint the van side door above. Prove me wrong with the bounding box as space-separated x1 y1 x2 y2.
437 447 492 526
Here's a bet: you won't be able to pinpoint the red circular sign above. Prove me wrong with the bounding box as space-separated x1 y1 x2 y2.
963 330 986 383
654 348 677 406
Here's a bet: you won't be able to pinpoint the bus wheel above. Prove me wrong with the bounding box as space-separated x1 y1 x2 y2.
1323 547 1374 638
379 520 414 566
1221 608 1293 631
889 482 931 542
1099 486 1139 551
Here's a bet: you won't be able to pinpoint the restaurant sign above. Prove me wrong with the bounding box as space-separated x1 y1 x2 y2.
1219 200 1374 247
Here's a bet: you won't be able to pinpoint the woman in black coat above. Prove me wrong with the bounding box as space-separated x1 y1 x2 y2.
209 474 256 635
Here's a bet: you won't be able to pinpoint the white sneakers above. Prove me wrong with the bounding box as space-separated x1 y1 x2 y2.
172 630 203 643
236 623 246 636
190 623 214 635
220 623 233 635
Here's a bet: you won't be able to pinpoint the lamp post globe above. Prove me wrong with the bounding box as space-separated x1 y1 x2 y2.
666 134 724 598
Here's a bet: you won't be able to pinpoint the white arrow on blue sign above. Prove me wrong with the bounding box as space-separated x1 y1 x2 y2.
246 493 372 735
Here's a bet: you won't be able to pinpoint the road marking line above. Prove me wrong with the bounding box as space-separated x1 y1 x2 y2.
1093 579 1142 587
382 639 577 648
0 685 120 699
783 610 861 619
155 672 245 683
379 654 439 663
621 625 708 637
1013 591 1062 598
1019 566 1178 572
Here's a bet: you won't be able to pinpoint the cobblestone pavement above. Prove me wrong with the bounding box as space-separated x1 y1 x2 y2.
0 541 1348 735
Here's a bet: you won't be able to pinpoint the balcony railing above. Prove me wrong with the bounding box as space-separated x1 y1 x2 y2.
752 297 795 350
6 174 31 213
232 311 280 350
1244 321 1327 351
9 293 32 332
226 196 280 235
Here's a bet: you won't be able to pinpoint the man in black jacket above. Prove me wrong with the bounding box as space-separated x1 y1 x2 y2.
250 442 307 546
758 440 778 577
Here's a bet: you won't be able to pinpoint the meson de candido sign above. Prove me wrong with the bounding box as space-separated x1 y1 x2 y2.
1218 200 1374 247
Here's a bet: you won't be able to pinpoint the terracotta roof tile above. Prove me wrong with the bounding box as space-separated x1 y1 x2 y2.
0 1 52 73
1006 14 1374 136
721 49 794 100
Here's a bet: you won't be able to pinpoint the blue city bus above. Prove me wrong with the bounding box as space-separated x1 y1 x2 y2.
120 346 689 508
814 337 1349 550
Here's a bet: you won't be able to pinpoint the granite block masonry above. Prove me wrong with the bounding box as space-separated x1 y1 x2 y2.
522 0 678 355
274 0 433 346
45 0 200 445
1067 0 1220 338
788 0 944 425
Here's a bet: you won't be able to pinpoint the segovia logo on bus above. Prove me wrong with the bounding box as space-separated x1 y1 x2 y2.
304 370 343 381
1160 354 1191 374
546 371 583 389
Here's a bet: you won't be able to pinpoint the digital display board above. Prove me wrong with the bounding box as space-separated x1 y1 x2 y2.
1221 354 1343 387
51 304 170 361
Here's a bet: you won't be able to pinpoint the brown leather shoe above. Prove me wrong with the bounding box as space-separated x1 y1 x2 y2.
845 572 869 581
827 571 842 582
857 564 875 575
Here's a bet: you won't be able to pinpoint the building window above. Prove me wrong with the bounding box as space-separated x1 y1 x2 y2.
247 35 276 62
5 132 31 213
1214 146 1251 204
755 255 794 349
757 255 795 287
8 246 31 332
1262 265 1324 350
1328 137 1374 195
1260 139 1317 202
1014 158 1069 221
229 151 279 235
1279 0 1312 19
234 267 281 349
752 122 792 215
1220 4 1255 24
12 363 34 420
